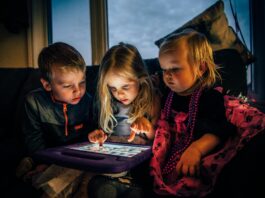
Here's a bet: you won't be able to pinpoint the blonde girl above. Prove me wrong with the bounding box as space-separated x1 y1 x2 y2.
88 43 160 145
150 29 236 197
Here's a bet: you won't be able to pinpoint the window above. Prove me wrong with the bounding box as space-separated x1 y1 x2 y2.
108 0 250 59
107 0 252 86
49 0 251 69
50 0 92 65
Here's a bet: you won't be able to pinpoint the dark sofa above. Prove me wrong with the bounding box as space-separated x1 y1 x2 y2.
0 49 264 197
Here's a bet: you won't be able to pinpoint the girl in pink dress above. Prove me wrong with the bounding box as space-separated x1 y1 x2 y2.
150 29 265 197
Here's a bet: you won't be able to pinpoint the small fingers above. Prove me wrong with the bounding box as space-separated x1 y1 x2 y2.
88 135 98 143
130 127 140 134
189 166 196 177
88 130 97 143
98 131 108 146
88 129 106 144
130 121 140 134
176 161 183 176
132 117 152 133
128 131 136 142
142 122 152 133
88 134 96 143
177 163 199 177
141 117 152 132
182 164 189 176
96 130 107 146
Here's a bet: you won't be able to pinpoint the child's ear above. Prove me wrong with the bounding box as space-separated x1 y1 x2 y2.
40 78 52 91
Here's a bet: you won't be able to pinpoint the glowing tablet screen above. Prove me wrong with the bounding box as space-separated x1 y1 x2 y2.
67 143 150 158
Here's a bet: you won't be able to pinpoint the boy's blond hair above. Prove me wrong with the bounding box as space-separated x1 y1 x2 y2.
159 29 221 89
97 43 154 134
38 42 86 82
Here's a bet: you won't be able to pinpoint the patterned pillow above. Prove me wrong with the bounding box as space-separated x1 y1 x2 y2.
154 1 254 66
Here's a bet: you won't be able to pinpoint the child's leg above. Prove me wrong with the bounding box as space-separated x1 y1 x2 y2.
72 172 97 198
33 165 84 197
130 159 153 196
87 173 144 198
85 159 152 198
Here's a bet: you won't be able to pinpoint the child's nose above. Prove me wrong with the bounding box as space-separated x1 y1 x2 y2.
117 90 125 96
73 85 81 94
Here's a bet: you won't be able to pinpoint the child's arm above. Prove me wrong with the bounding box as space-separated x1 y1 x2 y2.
176 133 220 177
23 95 46 155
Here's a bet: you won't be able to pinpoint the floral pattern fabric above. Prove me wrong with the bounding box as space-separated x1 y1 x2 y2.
150 91 265 197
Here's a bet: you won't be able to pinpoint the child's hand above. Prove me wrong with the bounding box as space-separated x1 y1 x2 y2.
88 129 108 146
128 117 152 142
176 134 220 177
176 146 202 177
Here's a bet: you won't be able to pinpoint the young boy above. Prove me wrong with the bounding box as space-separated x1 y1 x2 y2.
23 42 93 155
17 42 94 197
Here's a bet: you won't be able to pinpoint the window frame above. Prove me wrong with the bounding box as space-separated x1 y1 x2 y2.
90 0 109 65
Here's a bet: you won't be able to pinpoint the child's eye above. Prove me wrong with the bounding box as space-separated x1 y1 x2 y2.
170 68 180 73
162 67 180 74
63 85 72 88
122 86 129 90
110 88 117 92
79 80 86 85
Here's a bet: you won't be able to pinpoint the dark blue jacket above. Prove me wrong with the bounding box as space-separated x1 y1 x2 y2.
22 88 94 155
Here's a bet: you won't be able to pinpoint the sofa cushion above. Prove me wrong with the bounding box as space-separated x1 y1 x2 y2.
154 0 254 66
86 66 99 97
214 49 247 96
0 68 31 139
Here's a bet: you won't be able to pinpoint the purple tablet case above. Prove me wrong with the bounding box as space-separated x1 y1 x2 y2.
33 142 152 173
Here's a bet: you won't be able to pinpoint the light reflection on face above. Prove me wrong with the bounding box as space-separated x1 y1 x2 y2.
159 41 198 94
46 67 86 104
107 72 139 105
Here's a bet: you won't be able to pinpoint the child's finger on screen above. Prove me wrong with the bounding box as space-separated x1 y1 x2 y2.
98 132 108 146
98 139 104 147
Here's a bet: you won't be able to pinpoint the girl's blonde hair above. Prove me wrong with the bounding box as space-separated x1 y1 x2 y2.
97 43 154 134
159 29 221 89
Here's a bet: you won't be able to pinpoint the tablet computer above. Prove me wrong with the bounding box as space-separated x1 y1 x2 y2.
33 142 152 173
